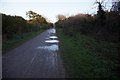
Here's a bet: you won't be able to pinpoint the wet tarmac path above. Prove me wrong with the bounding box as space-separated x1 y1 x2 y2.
2 28 65 78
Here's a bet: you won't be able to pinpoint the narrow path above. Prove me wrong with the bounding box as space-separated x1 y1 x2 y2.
3 28 65 78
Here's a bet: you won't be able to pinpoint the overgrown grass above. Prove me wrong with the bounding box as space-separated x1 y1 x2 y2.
57 29 119 78
2 30 44 54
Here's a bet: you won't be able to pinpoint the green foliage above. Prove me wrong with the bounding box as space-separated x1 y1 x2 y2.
2 12 53 53
3 30 44 54
57 29 119 78
2 12 52 42
2 14 27 39
56 11 120 77
55 14 94 36
26 11 47 25
55 12 120 42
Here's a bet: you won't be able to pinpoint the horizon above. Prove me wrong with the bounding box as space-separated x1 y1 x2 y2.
0 0 112 23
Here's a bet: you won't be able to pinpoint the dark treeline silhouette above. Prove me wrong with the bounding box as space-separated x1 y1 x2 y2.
2 11 53 41
55 10 120 43
55 1 120 77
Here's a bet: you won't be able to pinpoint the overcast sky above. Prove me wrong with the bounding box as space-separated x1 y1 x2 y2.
0 0 112 23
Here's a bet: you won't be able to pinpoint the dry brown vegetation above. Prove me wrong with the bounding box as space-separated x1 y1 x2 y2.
55 11 120 42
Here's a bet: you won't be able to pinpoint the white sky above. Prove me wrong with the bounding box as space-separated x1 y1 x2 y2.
0 0 112 23
0 0 95 3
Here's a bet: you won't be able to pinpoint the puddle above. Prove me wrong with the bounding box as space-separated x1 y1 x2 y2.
51 29 56 34
49 36 58 39
45 40 59 43
48 29 56 34
45 36 58 40
37 44 59 51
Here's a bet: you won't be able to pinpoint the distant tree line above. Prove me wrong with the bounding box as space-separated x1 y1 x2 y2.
2 11 53 41
55 1 120 42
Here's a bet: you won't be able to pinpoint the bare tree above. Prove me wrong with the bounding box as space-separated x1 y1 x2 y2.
110 0 120 14
94 0 106 26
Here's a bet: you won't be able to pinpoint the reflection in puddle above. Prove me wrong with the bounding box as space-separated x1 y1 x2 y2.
49 36 58 39
45 40 59 43
48 29 56 34
37 44 59 51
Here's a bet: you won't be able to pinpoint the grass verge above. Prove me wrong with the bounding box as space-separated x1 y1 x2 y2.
57 29 119 78
3 30 44 54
